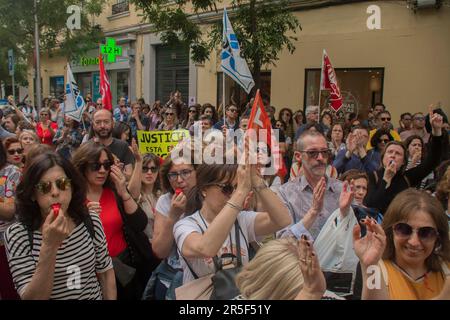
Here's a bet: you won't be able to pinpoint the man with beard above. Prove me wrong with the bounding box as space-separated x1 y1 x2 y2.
91 109 134 179
275 131 342 239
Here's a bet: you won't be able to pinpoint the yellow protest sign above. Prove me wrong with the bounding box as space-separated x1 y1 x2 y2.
137 129 190 158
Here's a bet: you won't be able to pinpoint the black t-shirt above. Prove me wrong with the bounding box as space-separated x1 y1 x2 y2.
107 138 135 166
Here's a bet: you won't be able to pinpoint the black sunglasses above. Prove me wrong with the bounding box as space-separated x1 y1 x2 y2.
381 117 391 121
300 149 331 159
393 223 439 242
88 161 112 172
212 183 236 196
166 112 174 116
7 148 24 155
35 177 72 195
143 166 158 173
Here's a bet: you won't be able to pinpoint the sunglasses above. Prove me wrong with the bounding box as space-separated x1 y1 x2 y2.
165 112 174 116
300 149 331 159
35 177 72 194
167 169 193 181
228 109 238 113
7 148 24 155
189 110 197 113
393 223 439 242
381 117 391 121
88 161 112 171
143 166 158 173
212 183 236 196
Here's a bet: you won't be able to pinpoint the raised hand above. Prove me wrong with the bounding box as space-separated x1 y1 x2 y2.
297 236 326 300
429 105 443 136
311 177 326 213
130 138 142 163
352 217 386 267
383 159 397 186
339 180 354 217
87 201 102 215
110 165 127 198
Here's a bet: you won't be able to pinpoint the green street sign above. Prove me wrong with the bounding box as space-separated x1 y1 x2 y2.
100 38 122 63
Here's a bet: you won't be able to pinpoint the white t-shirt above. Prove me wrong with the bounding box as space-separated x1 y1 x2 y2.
155 192 183 270
173 210 258 284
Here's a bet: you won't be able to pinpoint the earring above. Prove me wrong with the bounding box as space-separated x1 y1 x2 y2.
201 192 206 198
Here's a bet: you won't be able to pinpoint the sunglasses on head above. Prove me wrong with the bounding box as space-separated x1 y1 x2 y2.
35 177 72 194
212 183 236 196
393 223 439 242
7 148 24 155
143 166 158 173
88 161 112 171
300 149 331 159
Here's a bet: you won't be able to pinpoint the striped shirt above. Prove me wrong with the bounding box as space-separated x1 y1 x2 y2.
5 213 113 300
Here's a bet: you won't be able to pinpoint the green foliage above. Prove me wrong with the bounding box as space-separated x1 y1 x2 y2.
131 0 301 87
0 0 106 84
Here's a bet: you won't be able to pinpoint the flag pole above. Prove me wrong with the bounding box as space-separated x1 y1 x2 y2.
318 49 324 117
223 71 226 126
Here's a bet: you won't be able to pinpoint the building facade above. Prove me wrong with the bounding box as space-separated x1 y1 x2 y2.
28 0 450 123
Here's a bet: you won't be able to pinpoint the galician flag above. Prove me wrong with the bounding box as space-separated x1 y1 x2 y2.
221 8 255 94
320 49 343 112
99 54 112 110
64 63 85 122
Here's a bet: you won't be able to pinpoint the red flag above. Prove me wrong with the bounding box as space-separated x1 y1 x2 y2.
99 54 112 110
247 90 287 180
320 49 343 112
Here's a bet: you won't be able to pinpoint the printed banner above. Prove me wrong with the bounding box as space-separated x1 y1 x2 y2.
137 129 190 158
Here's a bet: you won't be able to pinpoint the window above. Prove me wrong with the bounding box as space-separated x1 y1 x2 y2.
49 76 65 99
304 68 384 121
217 72 271 111
112 0 129 15
117 71 129 102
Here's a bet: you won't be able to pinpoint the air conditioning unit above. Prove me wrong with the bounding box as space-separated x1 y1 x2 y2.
407 0 442 11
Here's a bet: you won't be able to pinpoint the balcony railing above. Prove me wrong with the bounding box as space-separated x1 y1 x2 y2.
112 1 129 15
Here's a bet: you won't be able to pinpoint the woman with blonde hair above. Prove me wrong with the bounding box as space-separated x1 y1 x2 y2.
236 237 333 300
19 130 39 158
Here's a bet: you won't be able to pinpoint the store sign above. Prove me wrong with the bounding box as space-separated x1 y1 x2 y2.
80 56 100 66
100 38 123 63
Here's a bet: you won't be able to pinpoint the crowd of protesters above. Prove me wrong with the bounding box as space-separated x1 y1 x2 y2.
0 90 449 300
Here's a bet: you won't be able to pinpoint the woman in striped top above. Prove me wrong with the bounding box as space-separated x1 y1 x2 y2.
4 152 116 300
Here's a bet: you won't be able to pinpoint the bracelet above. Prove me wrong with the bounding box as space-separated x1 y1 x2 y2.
253 183 268 193
226 201 243 212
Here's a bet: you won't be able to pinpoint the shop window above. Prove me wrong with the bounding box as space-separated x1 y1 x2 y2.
117 71 129 102
49 76 65 99
304 68 384 121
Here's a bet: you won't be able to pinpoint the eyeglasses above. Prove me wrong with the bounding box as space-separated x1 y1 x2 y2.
393 223 439 242
165 112 174 116
88 161 112 172
380 117 391 121
7 148 24 155
143 166 158 173
167 169 193 181
211 183 236 196
35 177 72 194
300 149 331 159
414 117 425 121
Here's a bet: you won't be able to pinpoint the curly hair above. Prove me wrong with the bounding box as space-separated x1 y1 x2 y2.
370 128 394 151
16 152 89 231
